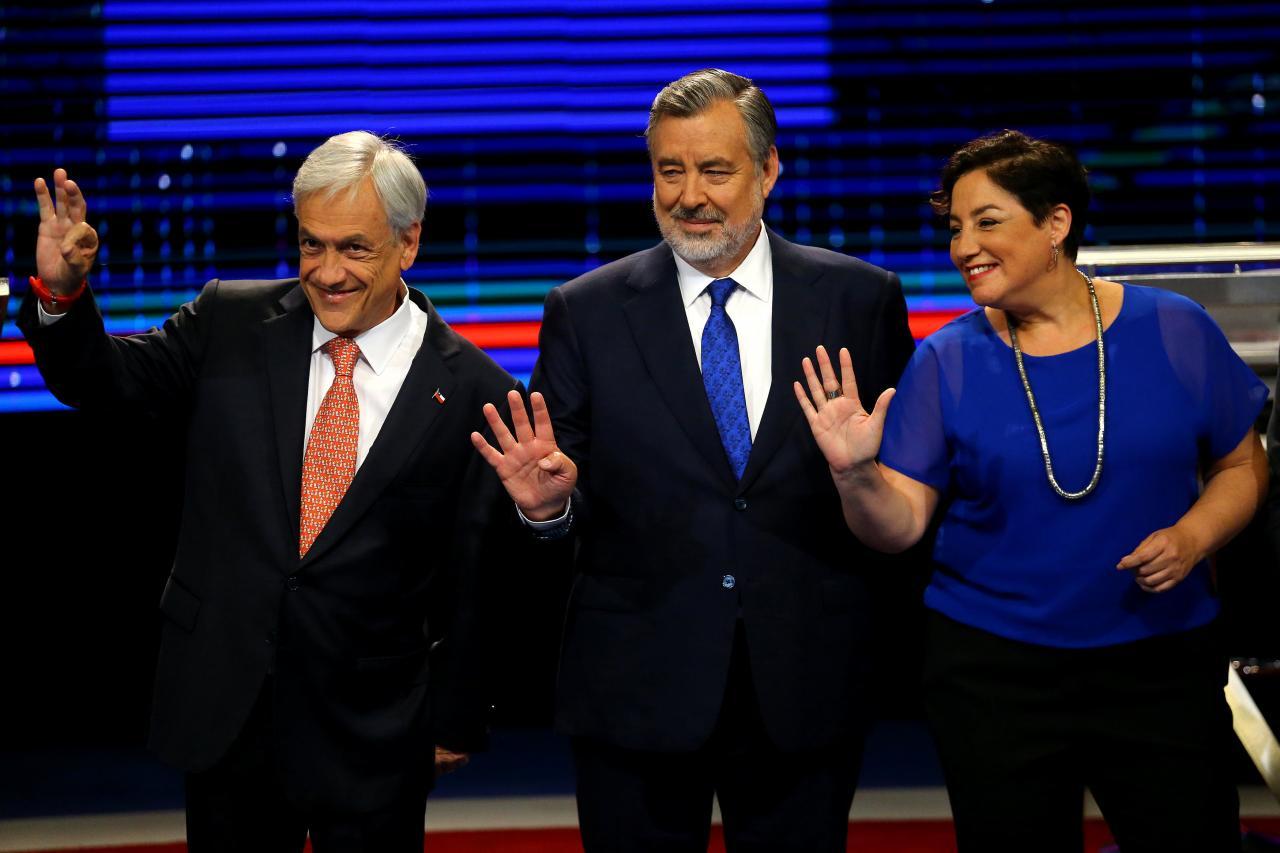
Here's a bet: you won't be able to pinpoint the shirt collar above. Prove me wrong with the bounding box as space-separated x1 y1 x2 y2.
674 223 773 308
310 280 415 376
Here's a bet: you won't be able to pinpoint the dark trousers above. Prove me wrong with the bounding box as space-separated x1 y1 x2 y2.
924 612 1241 853
572 624 866 853
184 682 429 853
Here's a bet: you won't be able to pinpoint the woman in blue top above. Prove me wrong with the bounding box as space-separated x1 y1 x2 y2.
795 130 1268 852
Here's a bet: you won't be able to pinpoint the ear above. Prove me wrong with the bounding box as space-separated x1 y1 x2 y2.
399 221 422 272
760 146 780 199
1046 203 1072 247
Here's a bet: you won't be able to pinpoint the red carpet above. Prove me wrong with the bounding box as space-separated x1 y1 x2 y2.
16 819 1280 852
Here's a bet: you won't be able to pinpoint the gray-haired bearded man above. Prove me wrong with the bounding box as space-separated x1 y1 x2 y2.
474 69 916 852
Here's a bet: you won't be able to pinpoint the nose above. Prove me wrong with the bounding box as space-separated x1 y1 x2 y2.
951 226 979 265
677 174 707 211
313 249 346 286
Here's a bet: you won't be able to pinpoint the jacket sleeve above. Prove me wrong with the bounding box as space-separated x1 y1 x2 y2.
18 279 218 415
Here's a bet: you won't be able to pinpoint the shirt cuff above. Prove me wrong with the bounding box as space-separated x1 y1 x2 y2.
516 499 574 540
37 300 67 326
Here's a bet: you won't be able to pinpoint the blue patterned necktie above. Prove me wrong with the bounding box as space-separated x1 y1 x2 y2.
701 278 752 480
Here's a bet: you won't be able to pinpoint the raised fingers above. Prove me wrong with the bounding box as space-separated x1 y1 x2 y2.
481 401 517 452
506 389 535 444
34 177 55 222
814 345 841 397
793 380 818 423
63 177 87 223
470 430 505 469
801 355 825 407
838 348 860 402
529 391 557 444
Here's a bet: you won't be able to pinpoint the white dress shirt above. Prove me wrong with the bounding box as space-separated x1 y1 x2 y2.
305 284 427 471
673 223 773 439
521 223 776 531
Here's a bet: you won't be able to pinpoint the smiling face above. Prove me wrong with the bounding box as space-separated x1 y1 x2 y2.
947 168 1068 308
296 178 421 337
650 98 779 278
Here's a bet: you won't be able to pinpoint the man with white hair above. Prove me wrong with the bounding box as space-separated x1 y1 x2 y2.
22 131 518 851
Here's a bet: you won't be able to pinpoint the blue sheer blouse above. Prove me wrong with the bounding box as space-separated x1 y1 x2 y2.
880 284 1268 647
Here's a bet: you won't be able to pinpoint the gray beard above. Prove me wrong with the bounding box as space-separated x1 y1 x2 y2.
654 192 764 270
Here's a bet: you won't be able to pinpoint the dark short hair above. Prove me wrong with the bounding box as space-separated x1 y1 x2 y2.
930 129 1090 259
645 68 777 168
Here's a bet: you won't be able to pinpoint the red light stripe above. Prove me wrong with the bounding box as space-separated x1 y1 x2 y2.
0 310 968 372
908 309 965 339
0 341 34 366
450 321 541 349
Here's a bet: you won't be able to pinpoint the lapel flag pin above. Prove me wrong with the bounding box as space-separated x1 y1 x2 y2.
432 388 447 404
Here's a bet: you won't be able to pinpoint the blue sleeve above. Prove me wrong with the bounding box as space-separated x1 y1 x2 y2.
879 338 951 489
1157 292 1268 461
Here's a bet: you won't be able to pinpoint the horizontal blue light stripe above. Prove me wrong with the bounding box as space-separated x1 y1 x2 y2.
830 51 1270 75
105 15 833 44
104 0 828 19
900 26 1280 52
486 348 540 374
107 107 837 142
105 63 833 94
106 39 831 70
1133 168 1280 187
3 367 48 390
0 391 70 413
437 305 546 324
108 86 835 120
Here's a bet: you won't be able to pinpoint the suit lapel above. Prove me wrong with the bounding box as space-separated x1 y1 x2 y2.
740 231 826 491
261 285 314 547
299 289 459 567
620 245 737 485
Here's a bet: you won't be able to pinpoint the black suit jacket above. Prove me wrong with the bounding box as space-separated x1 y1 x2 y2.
532 230 917 753
20 280 518 811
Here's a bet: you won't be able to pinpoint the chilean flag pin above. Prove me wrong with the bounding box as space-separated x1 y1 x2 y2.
432 388 447 404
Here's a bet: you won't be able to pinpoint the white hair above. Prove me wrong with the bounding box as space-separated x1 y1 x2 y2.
292 131 426 237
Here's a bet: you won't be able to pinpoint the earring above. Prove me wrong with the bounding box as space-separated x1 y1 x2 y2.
1048 241 1060 271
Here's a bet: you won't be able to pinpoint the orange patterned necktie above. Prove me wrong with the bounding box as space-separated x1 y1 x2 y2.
299 336 361 557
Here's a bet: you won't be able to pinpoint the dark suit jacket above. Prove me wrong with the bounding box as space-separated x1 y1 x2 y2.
532 230 916 754
20 280 518 811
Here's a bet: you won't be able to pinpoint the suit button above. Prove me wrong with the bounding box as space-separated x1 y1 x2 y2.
733 497 747 511
286 575 300 591
722 574 736 590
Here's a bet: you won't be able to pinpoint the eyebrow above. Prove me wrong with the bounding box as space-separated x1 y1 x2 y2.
654 157 736 170
950 204 1003 220
298 228 375 246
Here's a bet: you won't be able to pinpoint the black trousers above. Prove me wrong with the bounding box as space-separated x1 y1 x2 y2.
572 623 866 853
184 682 429 853
924 612 1241 853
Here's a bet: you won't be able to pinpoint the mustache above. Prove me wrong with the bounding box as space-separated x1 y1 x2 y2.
668 204 726 223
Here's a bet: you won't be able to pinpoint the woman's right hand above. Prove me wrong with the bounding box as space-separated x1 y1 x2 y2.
793 345 895 475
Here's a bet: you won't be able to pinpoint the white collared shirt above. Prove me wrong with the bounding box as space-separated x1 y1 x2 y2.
672 223 773 439
305 282 428 471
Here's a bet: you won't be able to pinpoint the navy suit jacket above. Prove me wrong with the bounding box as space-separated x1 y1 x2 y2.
532 231 916 753
21 280 518 811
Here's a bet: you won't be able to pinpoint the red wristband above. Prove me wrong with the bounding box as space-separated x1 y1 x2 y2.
29 276 87 310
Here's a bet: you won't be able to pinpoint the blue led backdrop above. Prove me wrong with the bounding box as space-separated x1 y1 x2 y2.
2 0 1277 412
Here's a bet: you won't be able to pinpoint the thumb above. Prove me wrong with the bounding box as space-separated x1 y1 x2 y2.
538 451 567 473
60 222 98 262
867 387 896 428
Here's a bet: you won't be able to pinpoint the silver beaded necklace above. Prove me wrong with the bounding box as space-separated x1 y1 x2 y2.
1006 269 1105 500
